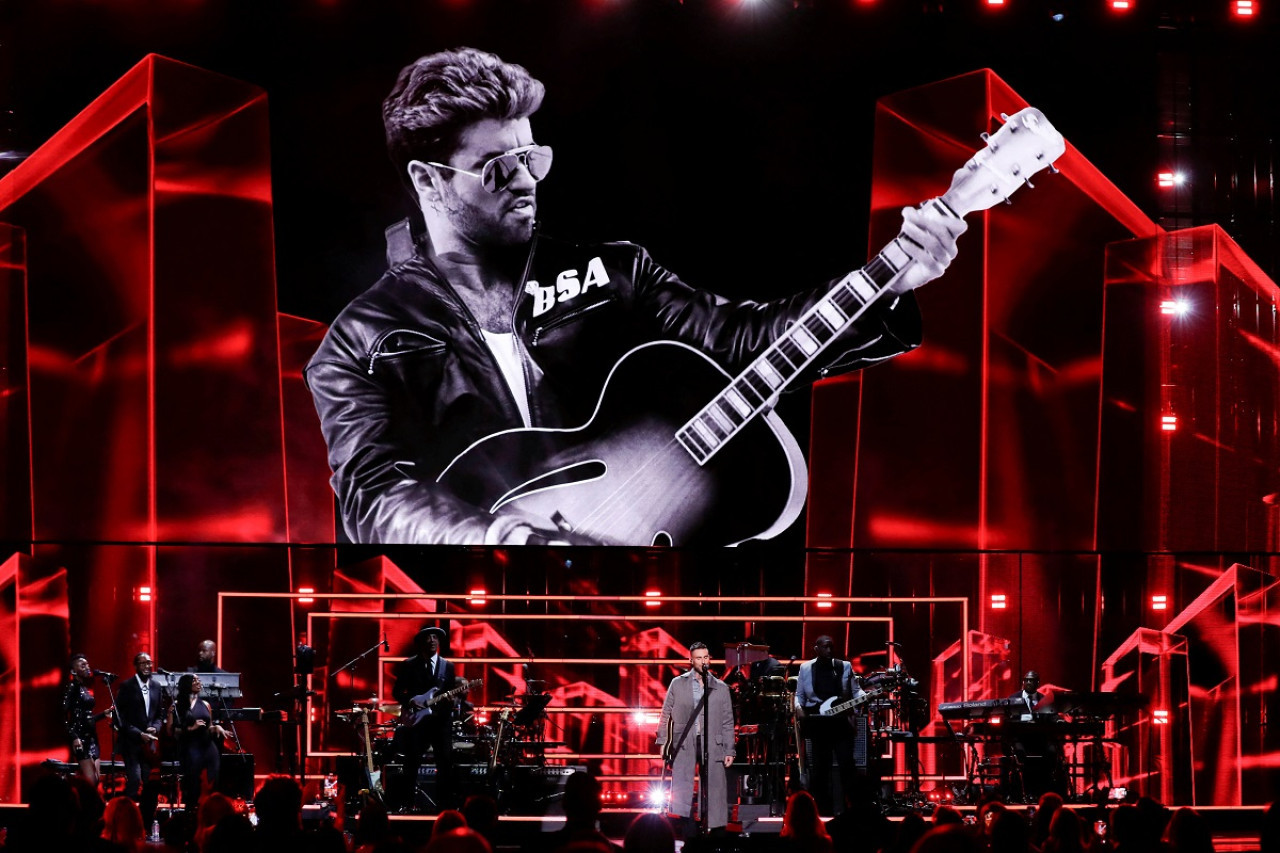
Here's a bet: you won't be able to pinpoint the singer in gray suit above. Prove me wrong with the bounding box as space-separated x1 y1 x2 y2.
656 642 736 832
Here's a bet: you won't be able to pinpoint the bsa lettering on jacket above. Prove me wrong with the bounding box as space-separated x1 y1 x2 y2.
526 256 612 317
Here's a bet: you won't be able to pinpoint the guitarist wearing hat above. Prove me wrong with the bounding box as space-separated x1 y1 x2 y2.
392 626 458 811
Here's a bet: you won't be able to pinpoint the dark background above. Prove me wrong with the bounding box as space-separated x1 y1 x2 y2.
11 0 1271 324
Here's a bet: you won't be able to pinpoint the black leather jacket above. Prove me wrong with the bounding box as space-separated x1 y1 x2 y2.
304 231 922 544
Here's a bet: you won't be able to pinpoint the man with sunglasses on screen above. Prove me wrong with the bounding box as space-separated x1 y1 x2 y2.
305 47 966 546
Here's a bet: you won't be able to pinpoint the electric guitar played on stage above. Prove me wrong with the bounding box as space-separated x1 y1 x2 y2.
399 678 481 728
439 107 1065 546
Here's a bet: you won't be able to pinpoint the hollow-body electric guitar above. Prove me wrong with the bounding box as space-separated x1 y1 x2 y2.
439 108 1066 546
400 678 481 728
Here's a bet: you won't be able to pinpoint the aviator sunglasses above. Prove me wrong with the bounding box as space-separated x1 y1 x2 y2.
425 144 554 193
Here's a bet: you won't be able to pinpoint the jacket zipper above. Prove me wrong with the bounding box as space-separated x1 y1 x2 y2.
510 228 542 425
366 328 446 374
530 297 616 347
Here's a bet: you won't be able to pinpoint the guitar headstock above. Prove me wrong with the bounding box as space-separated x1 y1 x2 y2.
940 107 1066 217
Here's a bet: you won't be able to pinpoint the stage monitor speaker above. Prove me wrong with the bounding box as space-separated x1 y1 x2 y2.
503 764 587 817
218 753 255 800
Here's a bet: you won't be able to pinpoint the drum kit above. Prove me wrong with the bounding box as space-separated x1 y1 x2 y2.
334 684 564 796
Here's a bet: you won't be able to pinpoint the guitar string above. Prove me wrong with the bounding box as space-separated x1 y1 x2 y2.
572 280 892 541
572 436 685 543
559 251 908 543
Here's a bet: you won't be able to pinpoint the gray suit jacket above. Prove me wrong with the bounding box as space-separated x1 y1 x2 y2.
655 669 735 762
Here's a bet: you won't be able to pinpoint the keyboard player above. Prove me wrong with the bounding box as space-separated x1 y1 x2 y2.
1003 670 1063 801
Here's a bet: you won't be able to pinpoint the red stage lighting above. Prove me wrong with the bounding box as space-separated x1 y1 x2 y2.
1161 415 1178 432
1235 0 1255 15
1111 0 1132 9
987 0 1006 5
990 593 1008 610
469 588 487 606
644 589 662 607
135 586 153 603
816 592 833 608
1151 594 1168 611
1159 299 1190 316
1153 709 1169 724
297 587 315 605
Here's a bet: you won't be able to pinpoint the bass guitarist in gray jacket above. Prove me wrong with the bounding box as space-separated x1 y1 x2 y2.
656 642 736 833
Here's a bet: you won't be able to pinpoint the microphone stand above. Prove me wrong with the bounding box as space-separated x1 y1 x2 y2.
700 668 711 835
210 685 243 754
332 639 386 678
100 674 123 795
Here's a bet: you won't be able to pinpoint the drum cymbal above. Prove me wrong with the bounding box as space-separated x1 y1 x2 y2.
379 703 401 715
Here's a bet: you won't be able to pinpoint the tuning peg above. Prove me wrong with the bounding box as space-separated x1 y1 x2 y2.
1048 164 1060 175
999 113 1010 122
980 131 990 142
1024 178 1035 189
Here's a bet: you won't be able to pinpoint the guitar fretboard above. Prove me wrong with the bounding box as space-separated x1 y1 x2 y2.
676 238 914 465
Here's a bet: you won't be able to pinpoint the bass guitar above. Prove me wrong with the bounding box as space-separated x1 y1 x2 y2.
817 686 885 718
439 107 1065 546
400 678 482 728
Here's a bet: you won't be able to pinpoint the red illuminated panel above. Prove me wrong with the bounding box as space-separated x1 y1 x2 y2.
0 226 31 543
0 55 292 543
0 554 20 803
1102 627 1193 804
1099 226 1280 552
810 68 1159 560
1160 563 1280 805
13 553 71 801
278 314 336 543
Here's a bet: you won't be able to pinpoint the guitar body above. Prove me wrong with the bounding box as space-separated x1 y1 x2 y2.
439 341 808 546
401 679 480 728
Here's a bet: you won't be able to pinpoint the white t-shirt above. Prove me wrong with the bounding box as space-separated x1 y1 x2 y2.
480 330 532 427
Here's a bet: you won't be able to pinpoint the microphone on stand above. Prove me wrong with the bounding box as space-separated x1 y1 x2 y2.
93 669 118 681
382 635 390 653
155 667 174 676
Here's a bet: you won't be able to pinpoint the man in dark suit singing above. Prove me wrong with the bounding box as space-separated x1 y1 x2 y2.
116 651 165 806
392 626 458 812
656 642 736 835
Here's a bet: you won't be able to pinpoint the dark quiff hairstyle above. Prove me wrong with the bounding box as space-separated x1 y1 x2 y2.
383 47 545 174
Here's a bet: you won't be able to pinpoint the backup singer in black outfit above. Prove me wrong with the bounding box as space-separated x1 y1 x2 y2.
392 626 456 811
173 674 227 808
116 652 165 801
62 653 113 787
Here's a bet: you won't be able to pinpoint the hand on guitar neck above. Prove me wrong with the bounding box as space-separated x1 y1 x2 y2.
888 202 968 296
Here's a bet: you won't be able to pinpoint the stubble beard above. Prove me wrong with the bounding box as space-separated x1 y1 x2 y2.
440 181 534 250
